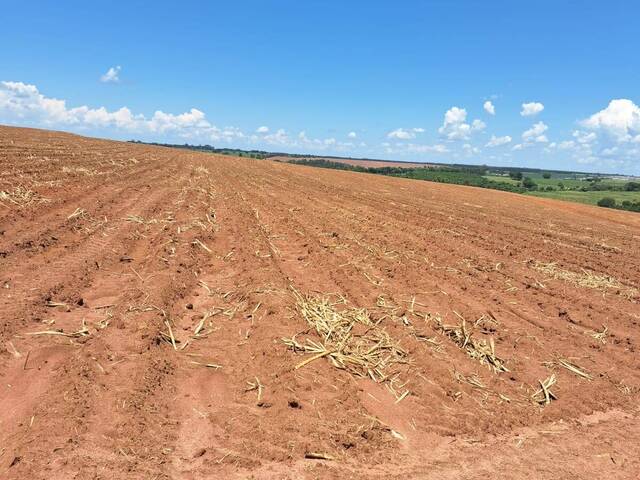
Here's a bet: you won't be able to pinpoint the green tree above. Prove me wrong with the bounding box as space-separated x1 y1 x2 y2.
522 177 537 189
597 197 617 208
542 172 551 179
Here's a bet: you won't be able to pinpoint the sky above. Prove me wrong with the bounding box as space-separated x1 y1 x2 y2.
1 0 639 175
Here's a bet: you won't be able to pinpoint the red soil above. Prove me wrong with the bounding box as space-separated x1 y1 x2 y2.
1 126 639 479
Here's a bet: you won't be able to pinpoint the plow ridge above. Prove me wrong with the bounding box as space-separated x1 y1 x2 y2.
0 126 639 479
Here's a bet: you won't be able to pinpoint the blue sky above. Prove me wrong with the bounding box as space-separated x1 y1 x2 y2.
1 0 639 174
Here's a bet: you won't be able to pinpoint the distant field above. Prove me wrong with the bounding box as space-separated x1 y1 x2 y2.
527 190 640 205
271 156 433 169
483 175 628 189
483 175 521 185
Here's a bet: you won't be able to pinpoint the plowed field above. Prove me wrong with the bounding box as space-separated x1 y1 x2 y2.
1 126 639 479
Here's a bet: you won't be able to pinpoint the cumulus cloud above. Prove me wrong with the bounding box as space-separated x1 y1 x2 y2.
462 143 480 156
387 127 424 140
485 134 512 147
547 100 640 170
483 100 495 115
0 81 359 154
581 99 640 142
522 121 549 143
573 130 597 145
438 107 485 140
387 128 413 140
520 102 544 117
261 128 351 152
347 131 357 138
0 80 242 142
100 66 121 83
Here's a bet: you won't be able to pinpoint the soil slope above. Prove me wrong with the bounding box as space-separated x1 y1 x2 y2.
1 126 639 479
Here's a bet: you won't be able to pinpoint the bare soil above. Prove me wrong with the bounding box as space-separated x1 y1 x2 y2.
1 126 639 479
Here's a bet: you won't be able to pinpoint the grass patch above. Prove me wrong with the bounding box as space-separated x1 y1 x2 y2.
527 189 640 206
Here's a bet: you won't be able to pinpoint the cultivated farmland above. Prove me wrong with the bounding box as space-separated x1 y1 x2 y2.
1 126 639 479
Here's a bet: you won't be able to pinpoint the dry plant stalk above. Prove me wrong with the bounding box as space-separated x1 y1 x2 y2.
305 452 334 460
67 207 86 220
27 319 90 338
192 239 212 253
453 370 486 389
245 377 264 402
435 315 508 373
532 261 637 299
557 359 591 380
585 325 608 344
282 289 408 384
0 186 49 207
532 374 557 405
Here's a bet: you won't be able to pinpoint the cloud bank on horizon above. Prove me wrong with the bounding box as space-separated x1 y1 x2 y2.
1 79 639 174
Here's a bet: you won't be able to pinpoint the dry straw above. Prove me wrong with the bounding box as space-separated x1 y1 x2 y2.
282 289 408 384
532 261 637 299
557 359 591 380
0 186 49 207
532 374 558 405
435 313 508 373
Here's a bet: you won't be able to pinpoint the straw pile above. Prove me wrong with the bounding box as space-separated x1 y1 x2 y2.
0 186 49 207
283 290 408 383
435 316 508 373
532 261 637 299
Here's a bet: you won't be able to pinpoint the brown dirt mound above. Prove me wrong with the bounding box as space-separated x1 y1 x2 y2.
1 125 639 479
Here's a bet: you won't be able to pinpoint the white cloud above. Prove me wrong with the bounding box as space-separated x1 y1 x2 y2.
483 100 495 115
520 102 544 117
462 143 480 156
0 80 238 142
600 146 619 157
347 131 357 138
581 99 640 142
557 140 576 150
387 127 424 140
387 128 414 140
485 135 512 147
522 121 548 143
262 128 352 152
148 108 213 134
438 107 484 140
0 81 357 151
100 66 121 83
264 128 290 145
471 119 486 131
572 130 597 145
